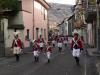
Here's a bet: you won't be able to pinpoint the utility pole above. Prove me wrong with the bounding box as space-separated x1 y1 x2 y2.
96 0 100 52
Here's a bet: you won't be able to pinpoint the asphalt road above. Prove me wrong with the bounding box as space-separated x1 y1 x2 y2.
0 46 98 75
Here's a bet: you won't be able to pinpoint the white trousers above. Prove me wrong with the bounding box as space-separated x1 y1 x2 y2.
52 40 55 44
47 52 51 59
58 43 62 48
39 43 44 47
13 47 21 54
33 51 39 56
64 41 68 44
72 48 81 57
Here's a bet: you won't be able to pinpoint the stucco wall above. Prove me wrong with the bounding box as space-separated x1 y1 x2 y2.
2 18 24 56
3 19 24 48
22 0 34 47
34 1 48 41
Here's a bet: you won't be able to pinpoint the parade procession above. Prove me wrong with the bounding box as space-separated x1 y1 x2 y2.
10 30 84 66
0 0 100 75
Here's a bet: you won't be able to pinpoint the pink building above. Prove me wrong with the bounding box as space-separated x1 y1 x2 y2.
34 0 50 41
22 0 50 47
1 0 50 56
21 0 34 47
5 0 50 49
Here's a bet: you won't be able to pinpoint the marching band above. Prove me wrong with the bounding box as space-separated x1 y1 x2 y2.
11 32 83 65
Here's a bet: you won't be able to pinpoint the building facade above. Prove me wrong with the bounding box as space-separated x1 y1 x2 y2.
48 20 58 37
73 0 88 44
85 0 97 47
0 0 50 57
74 0 99 47
34 0 50 41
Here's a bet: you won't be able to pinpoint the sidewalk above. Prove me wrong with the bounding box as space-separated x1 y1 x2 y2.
87 48 100 56
87 48 100 75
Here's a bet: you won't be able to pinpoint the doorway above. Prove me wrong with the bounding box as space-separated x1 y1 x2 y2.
0 20 5 57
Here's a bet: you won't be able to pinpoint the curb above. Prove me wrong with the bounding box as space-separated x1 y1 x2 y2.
87 48 100 56
96 63 100 75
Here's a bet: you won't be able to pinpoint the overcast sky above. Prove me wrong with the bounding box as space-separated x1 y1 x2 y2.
46 0 76 5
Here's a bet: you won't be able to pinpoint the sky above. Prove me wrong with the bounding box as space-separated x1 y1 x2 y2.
46 0 76 5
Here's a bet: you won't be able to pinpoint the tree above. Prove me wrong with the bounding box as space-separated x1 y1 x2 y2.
0 0 20 13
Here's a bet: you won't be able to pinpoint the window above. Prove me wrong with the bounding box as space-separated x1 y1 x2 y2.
41 6 43 14
44 29 46 40
44 9 46 20
41 28 43 35
44 9 47 20
26 29 30 40
36 28 39 39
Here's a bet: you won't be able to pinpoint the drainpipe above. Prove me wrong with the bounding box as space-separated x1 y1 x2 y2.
33 0 34 40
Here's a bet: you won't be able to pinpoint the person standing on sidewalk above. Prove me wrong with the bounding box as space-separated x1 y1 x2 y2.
37 35 45 52
11 32 23 62
70 32 83 66
46 41 52 63
33 40 40 62
57 35 63 53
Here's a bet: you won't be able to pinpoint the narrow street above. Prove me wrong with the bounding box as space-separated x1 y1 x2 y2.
0 46 98 75
0 0 100 75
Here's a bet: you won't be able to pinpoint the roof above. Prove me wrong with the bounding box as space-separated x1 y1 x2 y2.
35 0 50 9
67 14 75 21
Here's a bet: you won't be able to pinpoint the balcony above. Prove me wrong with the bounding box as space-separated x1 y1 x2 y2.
87 5 96 13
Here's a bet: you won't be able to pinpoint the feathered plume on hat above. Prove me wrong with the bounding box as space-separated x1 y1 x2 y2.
13 31 20 36
72 29 79 36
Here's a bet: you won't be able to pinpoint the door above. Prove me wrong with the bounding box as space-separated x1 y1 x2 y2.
0 20 5 57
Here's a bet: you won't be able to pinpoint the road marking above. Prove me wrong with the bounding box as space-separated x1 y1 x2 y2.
66 72 68 75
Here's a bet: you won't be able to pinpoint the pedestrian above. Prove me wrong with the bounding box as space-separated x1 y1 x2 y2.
33 40 40 62
46 41 52 63
37 35 45 52
11 32 23 62
52 38 56 47
57 35 63 53
64 35 68 47
70 32 83 66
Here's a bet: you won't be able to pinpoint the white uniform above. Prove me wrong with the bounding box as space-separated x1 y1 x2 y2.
39 43 44 47
57 38 63 48
72 38 81 57
33 44 39 57
47 52 51 59
13 47 21 54
72 48 81 57
33 51 39 57
58 43 62 48
64 40 68 44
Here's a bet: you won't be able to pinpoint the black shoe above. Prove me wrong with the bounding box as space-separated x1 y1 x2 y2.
16 59 19 62
36 57 39 62
48 59 50 63
34 57 37 62
59 48 62 53
76 62 80 66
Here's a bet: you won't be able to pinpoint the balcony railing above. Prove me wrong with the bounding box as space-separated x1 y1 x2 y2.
87 5 96 12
